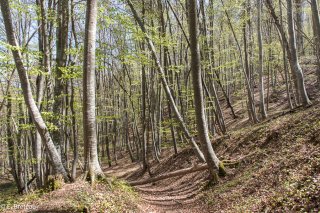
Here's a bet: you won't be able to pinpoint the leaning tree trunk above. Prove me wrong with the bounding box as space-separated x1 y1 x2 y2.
126 0 206 162
286 0 312 106
83 0 104 183
188 0 226 180
0 0 69 181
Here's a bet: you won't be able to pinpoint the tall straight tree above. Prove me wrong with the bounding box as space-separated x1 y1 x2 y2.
188 0 226 180
52 0 69 159
0 0 69 181
83 0 104 183
258 0 267 119
311 0 320 85
295 0 304 55
287 0 312 106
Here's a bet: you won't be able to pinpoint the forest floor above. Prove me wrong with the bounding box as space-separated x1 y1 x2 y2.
105 102 320 212
1 58 320 212
1 99 319 213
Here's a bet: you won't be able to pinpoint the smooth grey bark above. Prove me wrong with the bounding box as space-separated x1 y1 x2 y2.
83 0 104 182
0 0 69 181
287 0 312 106
295 0 304 55
188 0 226 179
311 0 320 85
126 0 205 162
258 0 267 119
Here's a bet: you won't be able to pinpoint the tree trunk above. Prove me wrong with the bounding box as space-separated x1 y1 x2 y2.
83 0 104 183
52 0 69 163
188 0 226 180
295 0 304 55
286 0 312 106
258 0 267 119
311 0 320 85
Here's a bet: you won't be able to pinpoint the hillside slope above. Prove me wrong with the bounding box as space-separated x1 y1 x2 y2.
1 102 319 213
114 104 320 212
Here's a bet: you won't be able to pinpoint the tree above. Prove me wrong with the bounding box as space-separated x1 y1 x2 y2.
0 0 69 181
52 0 69 163
311 0 320 85
295 0 304 55
286 0 312 106
258 0 267 119
83 0 104 183
188 0 226 180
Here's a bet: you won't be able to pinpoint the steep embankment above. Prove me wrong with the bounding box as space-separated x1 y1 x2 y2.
114 104 320 212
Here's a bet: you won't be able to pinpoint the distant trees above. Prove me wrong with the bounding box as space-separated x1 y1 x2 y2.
266 0 311 106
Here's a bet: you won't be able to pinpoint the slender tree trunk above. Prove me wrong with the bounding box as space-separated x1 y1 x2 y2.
295 0 304 55
258 0 267 119
70 79 78 181
140 0 149 170
188 0 226 180
311 0 320 85
52 0 69 162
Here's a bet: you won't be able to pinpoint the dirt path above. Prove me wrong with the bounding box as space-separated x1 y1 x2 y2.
104 152 211 213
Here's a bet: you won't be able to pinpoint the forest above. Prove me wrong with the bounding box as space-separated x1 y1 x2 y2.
0 0 319 212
